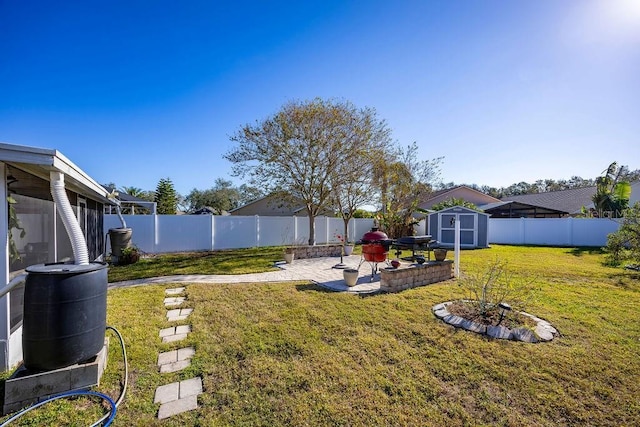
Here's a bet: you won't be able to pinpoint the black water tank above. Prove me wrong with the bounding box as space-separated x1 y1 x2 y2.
23 262 108 371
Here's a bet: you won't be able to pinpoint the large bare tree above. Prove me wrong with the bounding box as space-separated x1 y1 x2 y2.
225 98 391 245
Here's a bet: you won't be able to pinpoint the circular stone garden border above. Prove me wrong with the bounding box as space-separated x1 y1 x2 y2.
432 301 559 343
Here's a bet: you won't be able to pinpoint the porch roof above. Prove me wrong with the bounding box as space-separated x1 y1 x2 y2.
0 142 115 205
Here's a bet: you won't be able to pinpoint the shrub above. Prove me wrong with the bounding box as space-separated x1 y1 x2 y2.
605 202 640 267
119 245 140 265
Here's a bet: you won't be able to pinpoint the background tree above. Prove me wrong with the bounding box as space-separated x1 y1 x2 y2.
185 178 244 214
238 184 265 206
225 98 391 245
154 177 178 214
374 142 441 237
431 197 478 211
328 112 392 244
119 186 155 202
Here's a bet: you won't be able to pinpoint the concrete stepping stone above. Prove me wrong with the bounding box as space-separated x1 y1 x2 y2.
158 347 195 373
159 325 191 343
164 297 185 307
165 287 186 296
166 308 193 322
155 377 203 420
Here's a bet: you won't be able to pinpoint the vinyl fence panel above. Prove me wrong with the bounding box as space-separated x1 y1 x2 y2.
214 215 257 250
258 216 295 247
488 218 620 247
104 214 155 253
156 215 213 252
566 218 621 246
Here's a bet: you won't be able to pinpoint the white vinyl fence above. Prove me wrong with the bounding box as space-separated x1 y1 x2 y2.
487 218 621 247
104 214 621 254
104 215 376 254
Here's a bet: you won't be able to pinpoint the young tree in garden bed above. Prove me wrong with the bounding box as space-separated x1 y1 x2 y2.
225 98 392 245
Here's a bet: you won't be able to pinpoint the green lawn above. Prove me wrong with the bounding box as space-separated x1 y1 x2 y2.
3 245 639 426
107 246 288 282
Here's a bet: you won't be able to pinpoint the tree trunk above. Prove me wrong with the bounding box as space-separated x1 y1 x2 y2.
308 214 316 246
343 217 350 243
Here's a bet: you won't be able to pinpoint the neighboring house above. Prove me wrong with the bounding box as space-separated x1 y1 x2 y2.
484 186 598 218
0 142 116 371
229 195 305 216
418 185 501 211
230 194 333 217
191 206 229 215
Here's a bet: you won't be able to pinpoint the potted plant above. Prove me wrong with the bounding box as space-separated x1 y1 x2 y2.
283 246 295 264
344 240 355 256
119 245 140 265
335 233 355 256
434 248 447 262
343 268 359 287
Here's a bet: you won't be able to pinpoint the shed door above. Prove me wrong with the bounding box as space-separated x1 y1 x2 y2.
439 213 477 247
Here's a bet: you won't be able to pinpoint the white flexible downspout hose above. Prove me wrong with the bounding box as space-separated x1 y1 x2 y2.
115 204 127 229
50 171 89 265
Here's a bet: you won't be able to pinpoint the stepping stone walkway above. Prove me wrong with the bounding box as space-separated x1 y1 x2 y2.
154 377 203 420
158 347 195 373
159 325 191 343
167 308 193 322
154 287 203 420
164 296 186 307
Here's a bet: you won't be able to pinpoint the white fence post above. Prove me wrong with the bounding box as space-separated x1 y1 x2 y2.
210 215 215 251
255 215 260 247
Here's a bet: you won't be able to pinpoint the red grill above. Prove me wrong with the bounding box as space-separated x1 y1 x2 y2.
358 228 393 279
362 243 388 262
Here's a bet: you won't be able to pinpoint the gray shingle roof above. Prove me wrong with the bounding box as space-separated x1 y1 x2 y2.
501 186 596 215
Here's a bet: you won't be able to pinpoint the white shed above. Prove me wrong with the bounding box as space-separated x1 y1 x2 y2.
428 206 490 248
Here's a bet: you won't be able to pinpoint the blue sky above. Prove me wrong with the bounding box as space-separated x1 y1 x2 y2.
1 0 639 196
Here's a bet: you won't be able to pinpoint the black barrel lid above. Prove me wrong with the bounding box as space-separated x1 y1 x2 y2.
26 262 107 275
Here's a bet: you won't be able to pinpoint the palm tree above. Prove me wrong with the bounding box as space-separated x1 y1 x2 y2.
592 162 631 218
119 186 145 198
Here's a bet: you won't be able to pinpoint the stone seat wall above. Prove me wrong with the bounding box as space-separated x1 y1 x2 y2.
380 260 454 293
290 245 343 259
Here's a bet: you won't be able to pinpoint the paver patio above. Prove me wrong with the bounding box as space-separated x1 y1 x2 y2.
109 255 382 294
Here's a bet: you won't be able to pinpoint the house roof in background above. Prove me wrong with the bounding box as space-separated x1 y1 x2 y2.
229 194 306 216
480 201 568 217
501 186 597 215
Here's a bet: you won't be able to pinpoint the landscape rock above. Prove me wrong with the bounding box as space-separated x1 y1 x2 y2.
511 328 539 343
486 325 512 339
